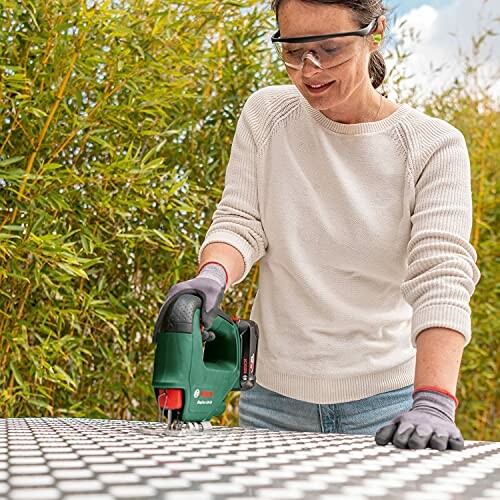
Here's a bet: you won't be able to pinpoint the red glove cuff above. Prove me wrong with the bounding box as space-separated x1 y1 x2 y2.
197 261 229 286
413 385 459 410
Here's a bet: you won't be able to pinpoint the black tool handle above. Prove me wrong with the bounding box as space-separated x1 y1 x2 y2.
153 291 235 343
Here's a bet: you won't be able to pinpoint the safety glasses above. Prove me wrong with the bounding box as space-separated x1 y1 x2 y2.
271 17 379 70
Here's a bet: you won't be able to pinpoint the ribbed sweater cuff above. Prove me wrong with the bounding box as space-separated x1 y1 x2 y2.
198 229 254 287
411 304 472 348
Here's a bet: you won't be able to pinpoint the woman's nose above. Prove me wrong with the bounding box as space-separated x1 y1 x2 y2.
300 54 324 74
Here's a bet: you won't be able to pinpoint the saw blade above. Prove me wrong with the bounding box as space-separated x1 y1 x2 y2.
156 396 212 434
137 420 213 436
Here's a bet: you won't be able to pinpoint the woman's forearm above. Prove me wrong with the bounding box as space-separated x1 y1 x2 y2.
414 327 466 396
199 242 245 291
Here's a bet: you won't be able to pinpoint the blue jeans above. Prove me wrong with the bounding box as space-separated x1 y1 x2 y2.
238 382 414 435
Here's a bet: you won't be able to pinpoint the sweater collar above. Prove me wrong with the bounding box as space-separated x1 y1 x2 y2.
301 97 411 135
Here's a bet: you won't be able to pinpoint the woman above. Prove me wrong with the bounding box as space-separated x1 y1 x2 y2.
159 0 480 450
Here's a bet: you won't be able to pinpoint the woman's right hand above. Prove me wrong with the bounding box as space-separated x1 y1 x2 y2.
154 262 228 342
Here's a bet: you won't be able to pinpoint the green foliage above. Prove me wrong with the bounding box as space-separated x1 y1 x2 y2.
0 0 276 420
0 0 497 441
421 57 498 443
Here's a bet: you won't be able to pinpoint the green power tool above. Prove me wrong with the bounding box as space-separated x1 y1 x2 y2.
152 291 259 432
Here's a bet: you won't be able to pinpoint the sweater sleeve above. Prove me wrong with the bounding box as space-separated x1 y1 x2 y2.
401 126 481 348
197 93 268 287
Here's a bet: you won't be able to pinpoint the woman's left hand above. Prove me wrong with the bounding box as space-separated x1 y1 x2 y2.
374 389 464 450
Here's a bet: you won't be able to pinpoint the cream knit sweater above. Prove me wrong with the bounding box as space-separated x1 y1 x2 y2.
197 84 481 404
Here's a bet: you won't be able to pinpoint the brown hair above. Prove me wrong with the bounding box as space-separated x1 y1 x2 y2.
270 0 390 90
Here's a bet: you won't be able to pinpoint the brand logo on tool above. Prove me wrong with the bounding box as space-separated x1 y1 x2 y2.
194 388 213 404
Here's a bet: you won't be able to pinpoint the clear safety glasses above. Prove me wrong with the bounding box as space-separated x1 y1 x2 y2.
271 17 380 71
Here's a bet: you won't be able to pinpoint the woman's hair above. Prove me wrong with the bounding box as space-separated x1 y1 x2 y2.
270 0 390 90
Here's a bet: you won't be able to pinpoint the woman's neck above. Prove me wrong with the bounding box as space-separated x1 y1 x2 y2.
318 88 397 124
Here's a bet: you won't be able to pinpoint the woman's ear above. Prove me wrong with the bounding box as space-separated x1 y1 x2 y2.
371 15 386 50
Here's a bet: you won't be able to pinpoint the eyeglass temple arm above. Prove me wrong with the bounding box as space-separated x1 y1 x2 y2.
271 16 379 43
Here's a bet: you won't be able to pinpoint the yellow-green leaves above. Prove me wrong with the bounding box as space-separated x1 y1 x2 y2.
0 0 496 440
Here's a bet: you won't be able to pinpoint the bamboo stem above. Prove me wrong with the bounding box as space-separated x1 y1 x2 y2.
243 261 259 319
16 283 32 320
478 352 497 440
472 127 489 249
471 120 491 440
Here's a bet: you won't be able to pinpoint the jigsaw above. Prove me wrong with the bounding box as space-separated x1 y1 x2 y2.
152 291 259 433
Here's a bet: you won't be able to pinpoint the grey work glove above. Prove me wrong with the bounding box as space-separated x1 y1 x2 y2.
155 263 228 342
375 389 464 451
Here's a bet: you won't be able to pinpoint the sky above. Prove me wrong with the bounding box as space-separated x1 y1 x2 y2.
383 0 499 102
388 0 454 15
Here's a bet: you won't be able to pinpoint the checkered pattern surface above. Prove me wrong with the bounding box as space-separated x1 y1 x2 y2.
0 418 498 499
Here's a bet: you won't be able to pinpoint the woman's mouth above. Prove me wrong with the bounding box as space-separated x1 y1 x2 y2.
305 81 335 93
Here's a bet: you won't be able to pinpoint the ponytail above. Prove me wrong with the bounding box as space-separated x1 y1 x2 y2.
368 49 386 91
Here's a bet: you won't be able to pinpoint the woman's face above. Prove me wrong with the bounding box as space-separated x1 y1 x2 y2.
277 0 380 109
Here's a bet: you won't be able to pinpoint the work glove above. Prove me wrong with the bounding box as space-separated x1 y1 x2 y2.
375 387 464 451
155 262 228 342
